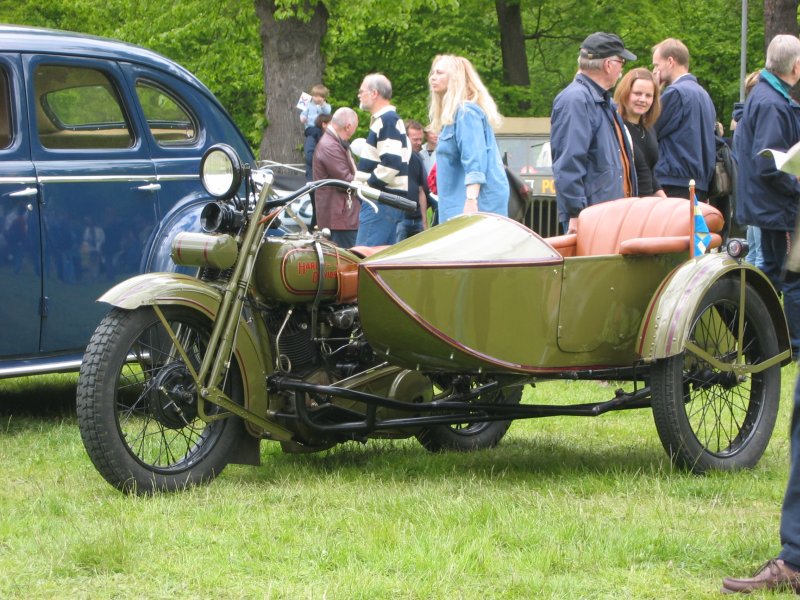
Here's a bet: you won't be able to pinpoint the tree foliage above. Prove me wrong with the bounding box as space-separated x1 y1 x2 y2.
0 0 794 156
0 0 264 148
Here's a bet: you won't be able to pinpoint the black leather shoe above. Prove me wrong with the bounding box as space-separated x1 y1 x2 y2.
721 559 800 594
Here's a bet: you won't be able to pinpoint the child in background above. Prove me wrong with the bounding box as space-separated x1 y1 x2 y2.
300 84 331 138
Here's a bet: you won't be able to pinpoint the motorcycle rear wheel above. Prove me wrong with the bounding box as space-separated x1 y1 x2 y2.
416 385 522 452
77 306 247 494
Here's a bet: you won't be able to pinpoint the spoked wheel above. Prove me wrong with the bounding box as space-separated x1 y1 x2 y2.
651 277 782 473
416 382 522 452
77 306 247 494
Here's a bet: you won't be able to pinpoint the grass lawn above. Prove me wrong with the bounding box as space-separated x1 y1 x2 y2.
0 368 796 599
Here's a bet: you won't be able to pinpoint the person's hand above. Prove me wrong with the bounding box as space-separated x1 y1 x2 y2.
463 198 478 214
567 217 578 234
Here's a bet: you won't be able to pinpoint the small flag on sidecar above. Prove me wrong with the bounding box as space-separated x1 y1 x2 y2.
692 193 711 257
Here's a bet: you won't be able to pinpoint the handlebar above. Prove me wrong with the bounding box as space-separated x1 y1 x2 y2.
264 178 417 213
357 186 417 212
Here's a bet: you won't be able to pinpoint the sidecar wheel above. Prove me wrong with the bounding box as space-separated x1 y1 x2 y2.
77 306 248 494
415 386 522 452
650 278 781 473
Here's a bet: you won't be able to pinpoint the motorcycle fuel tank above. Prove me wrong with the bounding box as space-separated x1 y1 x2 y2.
255 236 360 304
357 214 566 373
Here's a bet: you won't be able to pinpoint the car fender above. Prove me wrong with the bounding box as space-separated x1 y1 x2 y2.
140 192 210 274
98 273 292 443
637 253 790 362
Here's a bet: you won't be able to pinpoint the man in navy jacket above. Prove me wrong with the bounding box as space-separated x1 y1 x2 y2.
551 32 637 234
733 35 800 361
722 33 800 596
652 38 717 200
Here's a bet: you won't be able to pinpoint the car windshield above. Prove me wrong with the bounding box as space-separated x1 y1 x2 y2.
497 135 552 176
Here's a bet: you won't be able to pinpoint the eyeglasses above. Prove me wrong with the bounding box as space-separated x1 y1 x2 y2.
357 88 374 96
608 58 626 66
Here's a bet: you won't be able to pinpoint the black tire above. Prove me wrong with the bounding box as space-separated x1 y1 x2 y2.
416 385 522 452
651 278 781 473
77 306 247 494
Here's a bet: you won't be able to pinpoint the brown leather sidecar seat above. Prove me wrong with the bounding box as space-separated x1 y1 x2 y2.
546 196 724 258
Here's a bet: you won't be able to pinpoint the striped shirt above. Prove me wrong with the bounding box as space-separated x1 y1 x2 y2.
355 105 410 193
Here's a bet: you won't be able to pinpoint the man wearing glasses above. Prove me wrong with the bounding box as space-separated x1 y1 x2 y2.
651 38 717 201
551 32 638 234
353 73 410 246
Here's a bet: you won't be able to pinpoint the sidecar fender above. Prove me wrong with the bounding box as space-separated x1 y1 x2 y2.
98 273 289 447
637 253 790 362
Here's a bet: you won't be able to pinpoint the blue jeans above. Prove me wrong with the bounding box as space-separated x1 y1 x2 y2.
329 229 357 249
760 228 800 358
746 225 763 269
355 204 403 246
780 371 800 569
396 217 424 241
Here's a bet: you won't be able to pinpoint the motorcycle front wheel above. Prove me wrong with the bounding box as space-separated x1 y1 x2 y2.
77 306 247 494
416 384 522 452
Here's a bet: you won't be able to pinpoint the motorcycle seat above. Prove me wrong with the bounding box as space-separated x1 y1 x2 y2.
349 245 389 258
546 196 724 257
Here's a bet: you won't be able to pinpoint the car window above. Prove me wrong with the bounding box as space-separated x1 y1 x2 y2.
135 80 197 146
0 67 12 149
34 64 133 150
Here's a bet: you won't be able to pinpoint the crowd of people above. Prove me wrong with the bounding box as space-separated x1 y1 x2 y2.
297 31 800 594
299 53 508 247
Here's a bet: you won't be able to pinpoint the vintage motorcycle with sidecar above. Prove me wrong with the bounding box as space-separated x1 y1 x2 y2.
76 144 792 494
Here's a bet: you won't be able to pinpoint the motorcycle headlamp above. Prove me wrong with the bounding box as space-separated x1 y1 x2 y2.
200 144 244 199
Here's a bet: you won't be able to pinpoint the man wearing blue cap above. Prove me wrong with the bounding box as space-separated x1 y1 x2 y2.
551 32 638 234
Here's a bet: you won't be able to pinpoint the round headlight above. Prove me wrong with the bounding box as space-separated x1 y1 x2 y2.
200 144 243 199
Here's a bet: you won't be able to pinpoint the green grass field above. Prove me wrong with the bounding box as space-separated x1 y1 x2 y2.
0 369 796 599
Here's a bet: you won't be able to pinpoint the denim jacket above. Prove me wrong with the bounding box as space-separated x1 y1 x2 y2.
435 102 509 222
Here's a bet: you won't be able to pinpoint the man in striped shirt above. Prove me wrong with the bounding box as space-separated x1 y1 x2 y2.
354 73 411 246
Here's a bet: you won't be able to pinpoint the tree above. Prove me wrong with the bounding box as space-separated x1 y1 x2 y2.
764 0 798 50
253 0 328 164
495 0 530 111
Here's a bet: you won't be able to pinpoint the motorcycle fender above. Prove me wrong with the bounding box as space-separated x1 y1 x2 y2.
98 273 292 447
637 253 790 362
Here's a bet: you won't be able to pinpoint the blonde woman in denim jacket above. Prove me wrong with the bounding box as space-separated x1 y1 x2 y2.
428 55 508 223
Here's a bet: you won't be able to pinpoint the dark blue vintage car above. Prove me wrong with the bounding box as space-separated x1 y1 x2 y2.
0 25 255 377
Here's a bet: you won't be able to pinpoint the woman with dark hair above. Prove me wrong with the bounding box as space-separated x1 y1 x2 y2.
614 68 666 197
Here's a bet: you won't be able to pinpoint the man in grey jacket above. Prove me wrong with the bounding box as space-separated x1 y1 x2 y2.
551 32 637 234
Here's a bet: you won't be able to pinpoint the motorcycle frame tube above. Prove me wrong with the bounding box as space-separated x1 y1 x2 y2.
273 375 654 435
637 253 791 366
199 174 274 394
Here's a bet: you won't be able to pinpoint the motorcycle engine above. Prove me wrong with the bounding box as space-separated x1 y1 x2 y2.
265 306 374 377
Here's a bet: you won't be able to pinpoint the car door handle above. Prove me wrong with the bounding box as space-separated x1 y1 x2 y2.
9 187 38 197
137 183 161 192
